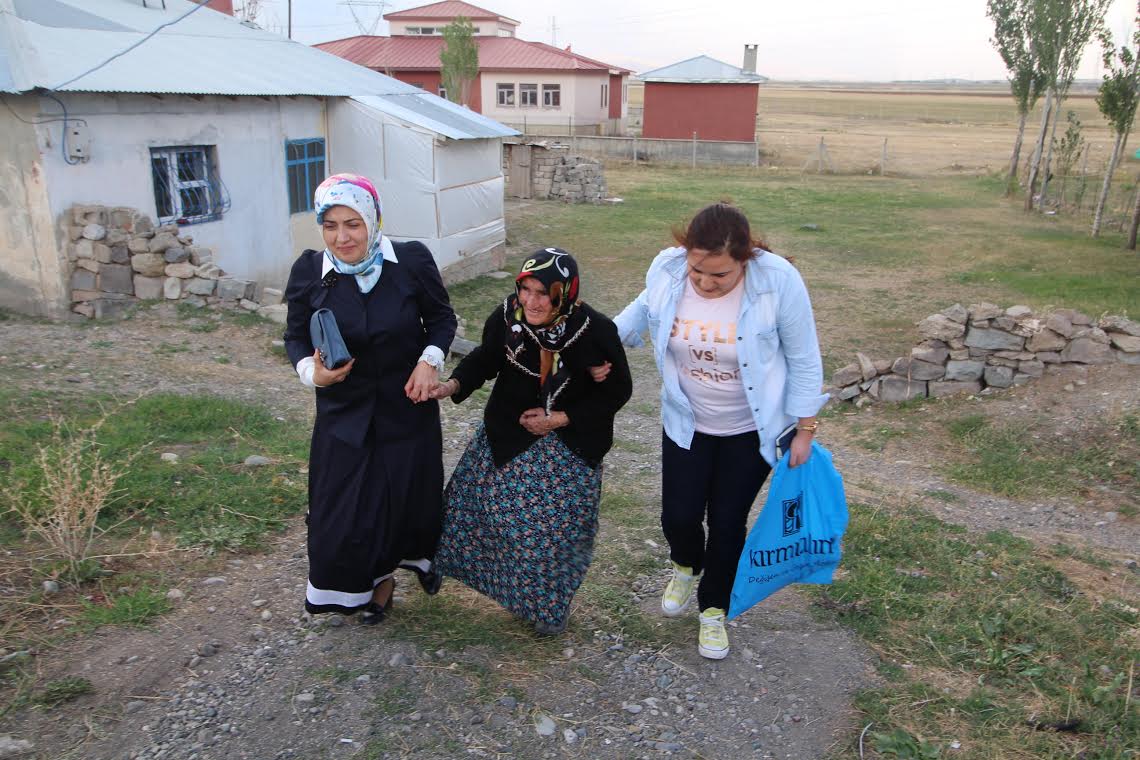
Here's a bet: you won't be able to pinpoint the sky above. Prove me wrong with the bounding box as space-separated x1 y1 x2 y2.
250 0 1137 82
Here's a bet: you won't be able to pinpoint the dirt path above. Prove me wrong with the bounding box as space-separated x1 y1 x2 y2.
1 305 1135 759
0 308 869 760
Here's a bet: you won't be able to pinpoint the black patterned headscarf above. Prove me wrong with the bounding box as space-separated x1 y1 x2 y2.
504 248 590 412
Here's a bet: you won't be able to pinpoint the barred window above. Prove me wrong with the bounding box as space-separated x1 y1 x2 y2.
150 146 222 225
285 138 326 214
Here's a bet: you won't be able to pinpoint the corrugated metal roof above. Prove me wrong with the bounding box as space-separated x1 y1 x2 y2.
352 93 516 139
640 55 767 84
0 0 516 139
316 34 630 73
0 0 421 95
383 1 516 24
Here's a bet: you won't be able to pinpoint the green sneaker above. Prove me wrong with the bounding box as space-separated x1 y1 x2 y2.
661 562 698 617
698 607 729 660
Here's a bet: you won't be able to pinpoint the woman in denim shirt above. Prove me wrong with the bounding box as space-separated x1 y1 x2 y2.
611 203 828 659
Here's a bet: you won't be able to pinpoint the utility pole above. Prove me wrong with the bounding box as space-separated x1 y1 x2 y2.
287 0 291 39
550 16 557 46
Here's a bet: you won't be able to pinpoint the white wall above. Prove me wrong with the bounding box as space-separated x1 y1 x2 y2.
326 99 505 272
0 95 68 316
479 71 610 126
36 93 327 289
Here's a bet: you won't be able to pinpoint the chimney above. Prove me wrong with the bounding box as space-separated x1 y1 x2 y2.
743 44 757 75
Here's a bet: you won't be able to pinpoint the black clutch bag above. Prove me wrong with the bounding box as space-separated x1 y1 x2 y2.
310 308 352 369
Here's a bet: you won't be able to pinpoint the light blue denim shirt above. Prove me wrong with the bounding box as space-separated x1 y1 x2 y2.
613 246 829 467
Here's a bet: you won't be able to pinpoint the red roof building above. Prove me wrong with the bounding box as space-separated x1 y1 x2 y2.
316 1 629 134
193 0 234 14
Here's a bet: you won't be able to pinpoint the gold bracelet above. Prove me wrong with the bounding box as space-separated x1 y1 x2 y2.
796 421 820 433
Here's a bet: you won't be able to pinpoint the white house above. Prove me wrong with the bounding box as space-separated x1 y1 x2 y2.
0 0 516 317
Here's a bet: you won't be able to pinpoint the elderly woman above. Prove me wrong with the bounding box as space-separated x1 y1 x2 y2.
612 203 827 659
430 248 632 635
283 173 457 623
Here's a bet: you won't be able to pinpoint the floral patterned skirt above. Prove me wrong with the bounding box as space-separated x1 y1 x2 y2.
435 426 602 627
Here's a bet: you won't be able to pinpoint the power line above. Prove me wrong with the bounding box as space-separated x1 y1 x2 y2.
50 0 210 91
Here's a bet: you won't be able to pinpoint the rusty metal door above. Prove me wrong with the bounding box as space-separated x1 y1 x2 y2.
508 144 532 199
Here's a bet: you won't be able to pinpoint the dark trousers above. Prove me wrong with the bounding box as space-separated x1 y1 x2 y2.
661 429 772 612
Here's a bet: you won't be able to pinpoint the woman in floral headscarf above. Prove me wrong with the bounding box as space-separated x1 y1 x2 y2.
430 248 632 635
283 173 457 624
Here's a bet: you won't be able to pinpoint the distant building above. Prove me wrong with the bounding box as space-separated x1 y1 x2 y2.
640 52 767 142
192 0 234 14
316 1 630 135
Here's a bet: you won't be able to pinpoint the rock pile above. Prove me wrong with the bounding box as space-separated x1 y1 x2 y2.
65 205 287 323
830 303 1140 404
531 149 607 203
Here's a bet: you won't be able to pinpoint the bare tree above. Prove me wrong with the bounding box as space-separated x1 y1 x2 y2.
1024 0 1111 212
987 0 1047 195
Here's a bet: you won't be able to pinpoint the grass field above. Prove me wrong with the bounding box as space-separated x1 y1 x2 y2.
451 164 1140 757
472 163 1140 371
625 83 1128 186
3 161 1136 756
758 88 1117 178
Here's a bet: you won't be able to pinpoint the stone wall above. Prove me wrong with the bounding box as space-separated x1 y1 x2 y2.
537 153 607 203
829 303 1140 405
64 205 287 323
510 144 608 203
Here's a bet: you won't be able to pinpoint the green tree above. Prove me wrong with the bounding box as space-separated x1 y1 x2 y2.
1024 0 1111 212
1092 5 1140 238
1053 110 1086 207
987 0 1047 195
440 16 478 107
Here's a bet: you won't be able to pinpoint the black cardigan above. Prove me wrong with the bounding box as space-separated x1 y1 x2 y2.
283 244 457 448
450 301 633 467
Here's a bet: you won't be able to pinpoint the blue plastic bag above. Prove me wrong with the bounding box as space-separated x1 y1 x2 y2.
727 441 848 619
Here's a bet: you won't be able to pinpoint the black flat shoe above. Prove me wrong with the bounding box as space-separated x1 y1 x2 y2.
359 596 392 626
415 568 443 596
360 581 394 625
534 619 567 636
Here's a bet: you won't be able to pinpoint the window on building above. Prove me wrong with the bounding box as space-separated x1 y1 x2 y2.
407 26 439 35
438 86 448 100
519 83 537 107
601 83 609 108
542 84 561 108
497 83 516 107
150 146 222 225
285 138 326 215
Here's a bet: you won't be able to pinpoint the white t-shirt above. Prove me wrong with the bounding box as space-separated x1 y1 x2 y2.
668 277 756 436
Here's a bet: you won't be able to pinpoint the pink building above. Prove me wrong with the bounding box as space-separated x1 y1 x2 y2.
317 1 629 134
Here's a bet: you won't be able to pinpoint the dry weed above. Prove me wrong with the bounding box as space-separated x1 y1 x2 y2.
3 410 145 584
